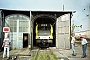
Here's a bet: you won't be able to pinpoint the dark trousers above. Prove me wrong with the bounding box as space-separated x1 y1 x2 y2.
82 44 87 57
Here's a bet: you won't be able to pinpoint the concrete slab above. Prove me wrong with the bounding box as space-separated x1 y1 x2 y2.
50 45 90 60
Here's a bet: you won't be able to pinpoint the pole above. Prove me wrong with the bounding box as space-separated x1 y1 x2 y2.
63 5 64 11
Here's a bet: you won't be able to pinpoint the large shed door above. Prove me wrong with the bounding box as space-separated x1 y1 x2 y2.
5 14 30 49
56 13 70 49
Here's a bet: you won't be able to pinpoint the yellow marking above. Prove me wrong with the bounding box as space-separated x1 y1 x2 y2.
50 24 53 39
35 24 38 39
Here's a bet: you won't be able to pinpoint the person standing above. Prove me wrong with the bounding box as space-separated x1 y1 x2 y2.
80 37 88 58
71 36 76 56
2 34 10 59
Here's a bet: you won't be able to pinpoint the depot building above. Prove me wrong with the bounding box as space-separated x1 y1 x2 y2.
0 9 74 50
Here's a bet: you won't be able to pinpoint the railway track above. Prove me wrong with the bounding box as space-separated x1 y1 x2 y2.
31 48 57 60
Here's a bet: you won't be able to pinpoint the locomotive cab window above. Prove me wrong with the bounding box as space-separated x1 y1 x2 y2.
38 24 50 30
38 24 50 36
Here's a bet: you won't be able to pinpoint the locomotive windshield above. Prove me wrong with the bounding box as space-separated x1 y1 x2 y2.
38 24 50 36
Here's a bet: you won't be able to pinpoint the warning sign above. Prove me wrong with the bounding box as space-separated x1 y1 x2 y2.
3 27 10 32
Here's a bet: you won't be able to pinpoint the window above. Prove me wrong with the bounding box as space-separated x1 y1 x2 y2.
5 14 29 32
38 24 50 36
38 24 50 30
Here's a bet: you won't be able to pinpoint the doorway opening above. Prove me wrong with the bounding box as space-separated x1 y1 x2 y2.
33 16 56 47
23 33 28 48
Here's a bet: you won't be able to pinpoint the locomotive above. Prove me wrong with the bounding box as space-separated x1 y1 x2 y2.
35 23 53 48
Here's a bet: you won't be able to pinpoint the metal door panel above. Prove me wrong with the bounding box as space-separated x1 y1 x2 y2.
58 34 65 48
56 13 70 49
65 34 70 49
10 32 17 49
18 33 23 48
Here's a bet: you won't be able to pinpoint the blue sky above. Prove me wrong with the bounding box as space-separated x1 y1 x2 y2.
0 0 90 32
0 0 89 11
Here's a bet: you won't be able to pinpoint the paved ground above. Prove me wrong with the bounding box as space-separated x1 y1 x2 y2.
50 45 90 60
0 48 31 60
0 44 90 60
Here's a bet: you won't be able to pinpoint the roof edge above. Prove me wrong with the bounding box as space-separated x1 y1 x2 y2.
0 8 76 13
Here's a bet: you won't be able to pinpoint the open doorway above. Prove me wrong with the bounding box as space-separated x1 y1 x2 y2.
23 33 28 48
33 16 56 47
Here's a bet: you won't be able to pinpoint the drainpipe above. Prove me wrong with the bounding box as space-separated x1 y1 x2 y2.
30 11 32 50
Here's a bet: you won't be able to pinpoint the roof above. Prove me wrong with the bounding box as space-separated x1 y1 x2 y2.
0 8 76 13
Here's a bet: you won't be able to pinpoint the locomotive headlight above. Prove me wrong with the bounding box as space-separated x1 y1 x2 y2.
38 37 40 39
49 37 50 38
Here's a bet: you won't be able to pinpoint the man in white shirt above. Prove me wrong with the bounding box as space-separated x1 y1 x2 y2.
71 36 76 56
2 34 10 59
80 37 87 58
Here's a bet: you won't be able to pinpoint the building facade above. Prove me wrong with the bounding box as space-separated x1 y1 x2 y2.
0 9 73 50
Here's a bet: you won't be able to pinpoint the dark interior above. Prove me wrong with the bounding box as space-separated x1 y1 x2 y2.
23 33 28 48
33 16 56 47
